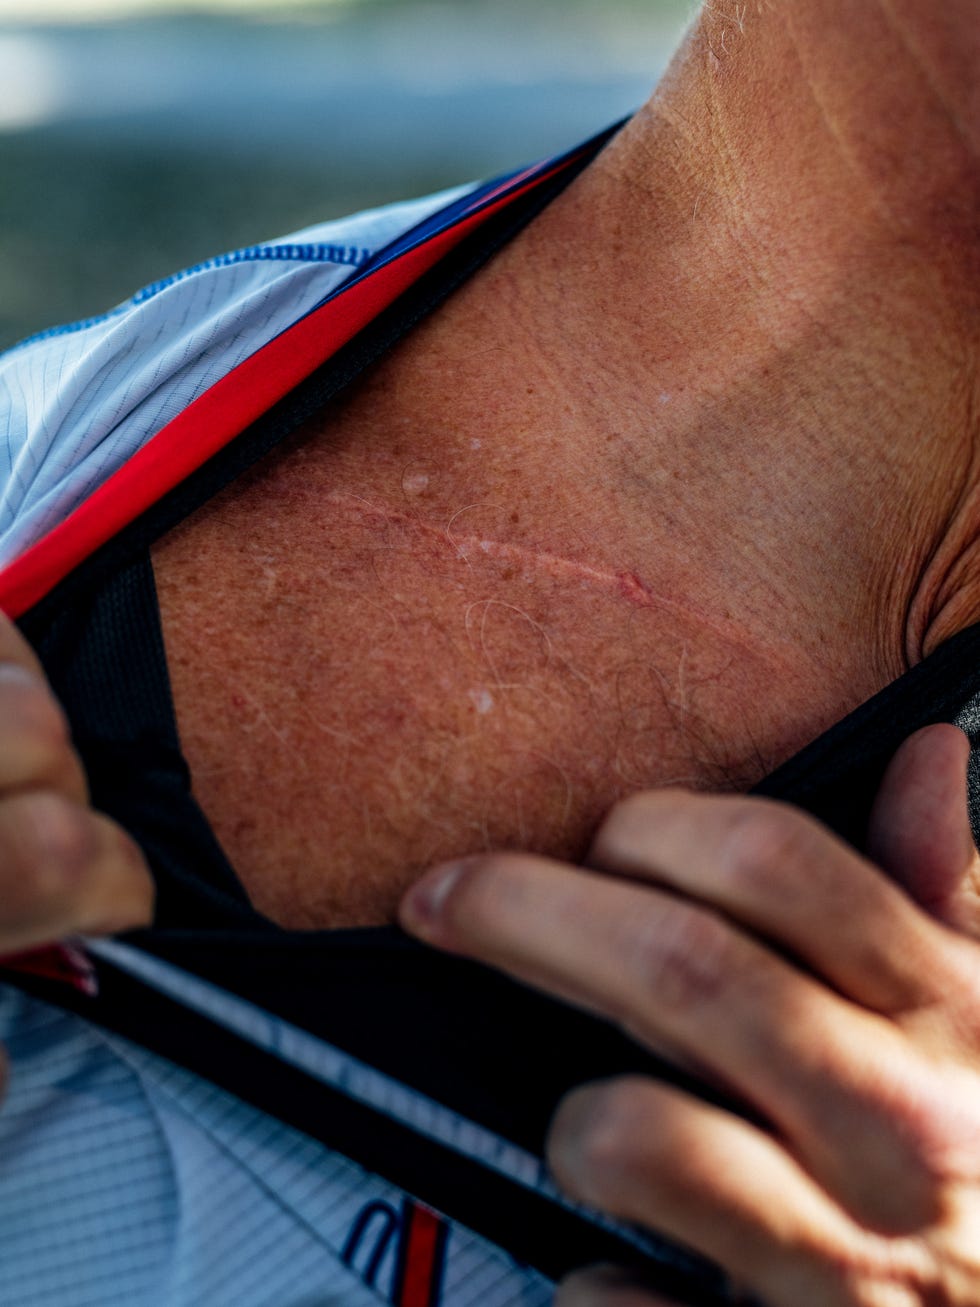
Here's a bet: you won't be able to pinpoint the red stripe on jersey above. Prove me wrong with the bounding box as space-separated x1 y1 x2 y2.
398 1203 448 1307
0 941 98 997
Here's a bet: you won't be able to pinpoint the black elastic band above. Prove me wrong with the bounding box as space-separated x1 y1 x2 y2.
754 619 980 848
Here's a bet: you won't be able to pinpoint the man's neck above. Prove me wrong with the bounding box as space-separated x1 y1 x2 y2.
485 0 979 674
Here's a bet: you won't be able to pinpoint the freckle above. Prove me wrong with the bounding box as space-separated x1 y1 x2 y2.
509 511 520 524
402 469 430 497
231 694 247 709
501 567 515 580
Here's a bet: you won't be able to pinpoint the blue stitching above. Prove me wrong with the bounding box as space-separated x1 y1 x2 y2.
3 243 375 357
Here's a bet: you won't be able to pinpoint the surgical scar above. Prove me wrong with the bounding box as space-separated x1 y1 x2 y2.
324 488 765 657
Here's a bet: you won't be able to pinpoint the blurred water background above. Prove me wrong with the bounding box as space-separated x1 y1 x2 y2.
0 0 690 350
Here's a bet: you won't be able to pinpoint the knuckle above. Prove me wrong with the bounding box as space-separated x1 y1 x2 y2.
836 1245 946 1307
630 902 736 1013
767 1211 949 1307
0 670 73 770
0 796 152 939
29 793 99 878
932 942 980 1043
717 800 816 894
870 1062 974 1192
11 792 100 895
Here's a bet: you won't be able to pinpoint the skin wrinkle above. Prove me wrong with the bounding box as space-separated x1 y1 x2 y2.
874 0 977 157
324 486 801 675
777 10 900 229
697 24 748 215
904 378 980 662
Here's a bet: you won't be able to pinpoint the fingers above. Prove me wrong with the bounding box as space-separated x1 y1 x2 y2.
0 792 155 954
401 736 980 1302
0 609 87 802
867 724 980 934
400 853 949 1230
585 788 951 1015
0 610 154 954
546 1076 890 1307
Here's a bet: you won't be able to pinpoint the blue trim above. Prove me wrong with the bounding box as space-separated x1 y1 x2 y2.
130 242 373 306
3 242 376 358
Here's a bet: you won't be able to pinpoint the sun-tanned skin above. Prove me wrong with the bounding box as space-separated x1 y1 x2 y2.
153 0 978 929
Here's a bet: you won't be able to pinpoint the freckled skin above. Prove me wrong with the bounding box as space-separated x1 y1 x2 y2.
153 426 792 929
152 328 828 930
149 262 866 932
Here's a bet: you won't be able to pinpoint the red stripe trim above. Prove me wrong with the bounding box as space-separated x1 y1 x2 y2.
0 153 580 621
0 942 97 997
469 162 542 208
398 1204 446 1307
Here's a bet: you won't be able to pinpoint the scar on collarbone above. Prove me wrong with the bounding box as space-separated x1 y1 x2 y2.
323 488 758 650
328 489 629 592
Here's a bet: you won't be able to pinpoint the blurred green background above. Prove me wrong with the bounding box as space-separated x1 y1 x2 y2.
0 0 691 351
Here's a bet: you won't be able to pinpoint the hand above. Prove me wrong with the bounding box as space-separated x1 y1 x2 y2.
0 610 155 1097
399 725 980 1305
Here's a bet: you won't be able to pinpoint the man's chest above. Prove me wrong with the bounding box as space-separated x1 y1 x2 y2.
149 327 762 930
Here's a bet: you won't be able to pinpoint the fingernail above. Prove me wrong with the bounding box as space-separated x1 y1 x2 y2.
400 862 465 934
